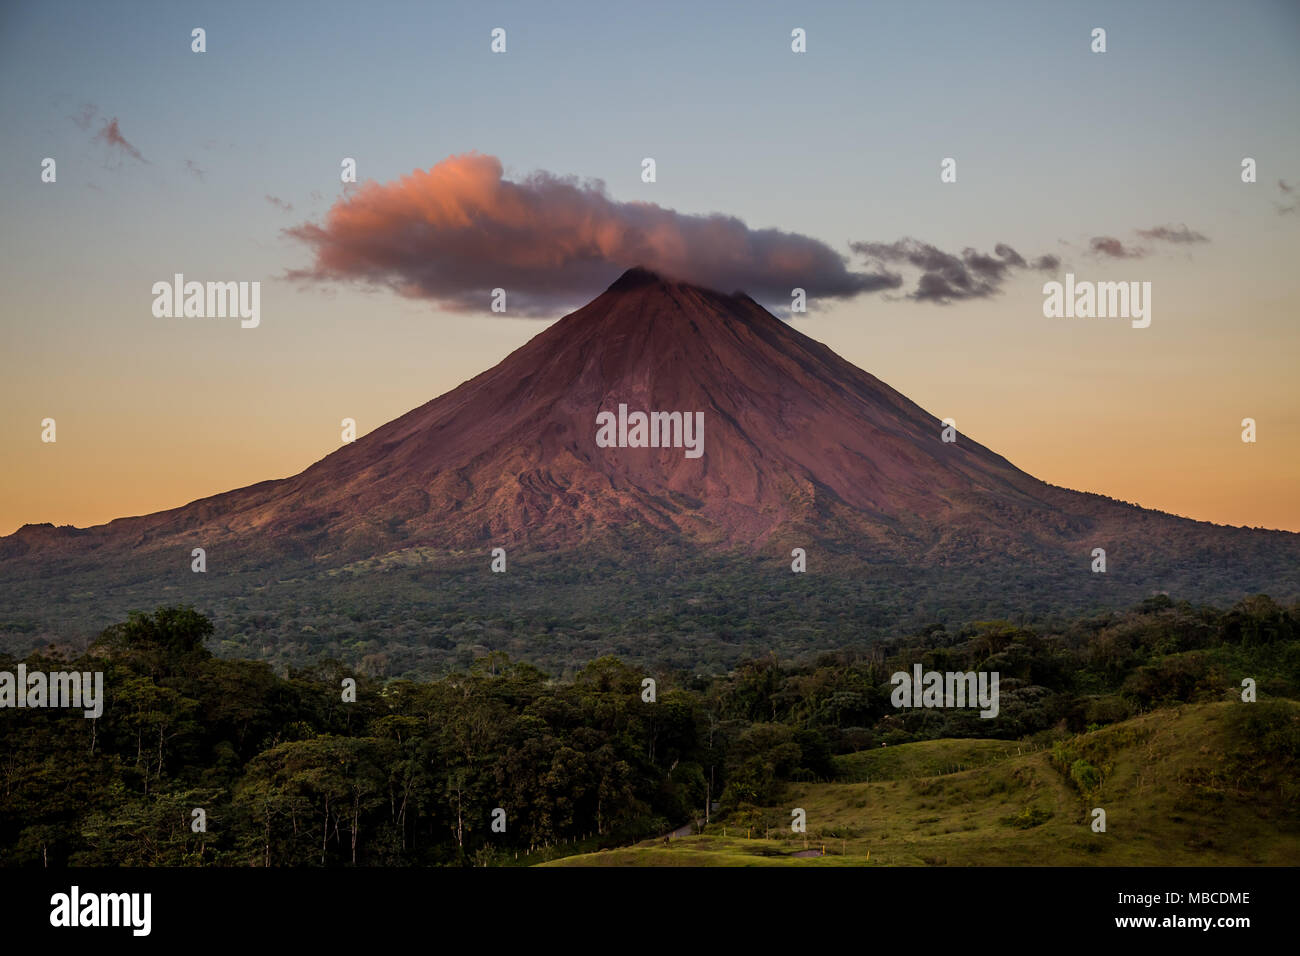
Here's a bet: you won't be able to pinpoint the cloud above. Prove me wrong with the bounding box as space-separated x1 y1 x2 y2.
285 152 900 314
73 106 147 167
93 117 146 163
184 159 205 182
1136 224 1208 244
1276 180 1298 216
265 194 294 212
1088 225 1211 257
70 103 98 131
849 238 1058 303
1089 236 1145 259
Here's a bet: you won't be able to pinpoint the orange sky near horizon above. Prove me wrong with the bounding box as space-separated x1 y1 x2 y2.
3 269 1297 538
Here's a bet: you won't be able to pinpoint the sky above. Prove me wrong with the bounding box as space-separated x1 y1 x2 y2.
1 0 1298 535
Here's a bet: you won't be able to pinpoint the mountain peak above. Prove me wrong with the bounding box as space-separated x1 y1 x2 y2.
605 265 670 293
600 266 754 310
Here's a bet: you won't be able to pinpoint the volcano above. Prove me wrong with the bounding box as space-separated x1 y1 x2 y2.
3 268 1298 603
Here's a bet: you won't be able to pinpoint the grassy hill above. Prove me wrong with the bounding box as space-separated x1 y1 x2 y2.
544 699 1300 866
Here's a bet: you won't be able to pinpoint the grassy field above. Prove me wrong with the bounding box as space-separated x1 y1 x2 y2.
545 700 1300 866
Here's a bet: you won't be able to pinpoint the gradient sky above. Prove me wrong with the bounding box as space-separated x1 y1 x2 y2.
2 0 1298 536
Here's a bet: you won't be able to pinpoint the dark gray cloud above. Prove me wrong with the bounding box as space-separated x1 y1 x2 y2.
849 238 1058 303
1137 224 1208 243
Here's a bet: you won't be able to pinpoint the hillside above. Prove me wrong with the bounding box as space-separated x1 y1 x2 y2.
545 700 1300 866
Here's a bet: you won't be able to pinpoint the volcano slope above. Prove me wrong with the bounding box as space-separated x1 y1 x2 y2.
2 268 1296 669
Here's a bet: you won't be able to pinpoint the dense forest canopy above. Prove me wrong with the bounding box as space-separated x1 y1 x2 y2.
1 594 1296 866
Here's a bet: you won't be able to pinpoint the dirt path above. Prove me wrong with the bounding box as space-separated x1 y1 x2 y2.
661 821 697 840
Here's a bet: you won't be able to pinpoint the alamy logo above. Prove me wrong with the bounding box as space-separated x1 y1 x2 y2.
152 273 260 328
890 665 1000 718
1042 273 1151 328
50 886 151 936
0 665 103 718
595 403 704 459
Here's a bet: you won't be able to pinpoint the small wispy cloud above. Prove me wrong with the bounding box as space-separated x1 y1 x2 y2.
1089 236 1145 259
1136 224 1208 244
70 103 98 131
1276 180 1298 216
93 117 147 163
265 195 294 212
1088 224 1211 258
183 159 205 182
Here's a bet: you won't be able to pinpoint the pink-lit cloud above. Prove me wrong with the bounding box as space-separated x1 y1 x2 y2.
285 152 900 314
